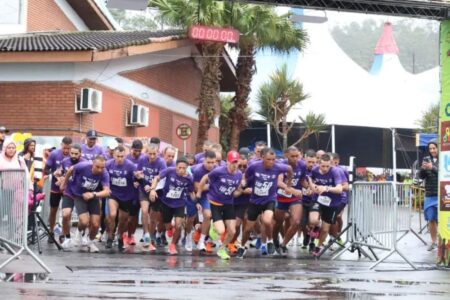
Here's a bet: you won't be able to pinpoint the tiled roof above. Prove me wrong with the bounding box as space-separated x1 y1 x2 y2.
0 30 185 52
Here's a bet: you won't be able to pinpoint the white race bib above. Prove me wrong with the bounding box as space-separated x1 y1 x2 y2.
111 177 127 187
317 195 332 206
166 189 182 199
277 188 292 198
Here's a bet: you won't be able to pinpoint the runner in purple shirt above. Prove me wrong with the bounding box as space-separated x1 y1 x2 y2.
135 143 167 251
43 136 71 243
105 146 138 252
60 156 111 253
274 146 308 256
81 130 105 162
163 146 177 168
236 147 293 259
330 152 350 245
124 139 146 247
149 158 194 255
308 154 343 256
194 140 213 163
186 150 216 252
197 151 242 260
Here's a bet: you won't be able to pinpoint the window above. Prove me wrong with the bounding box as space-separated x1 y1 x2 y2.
0 0 23 25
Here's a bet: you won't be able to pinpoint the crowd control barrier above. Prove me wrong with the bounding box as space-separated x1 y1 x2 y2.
0 169 51 277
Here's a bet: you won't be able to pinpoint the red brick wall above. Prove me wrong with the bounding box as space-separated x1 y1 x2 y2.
27 0 78 32
121 58 202 107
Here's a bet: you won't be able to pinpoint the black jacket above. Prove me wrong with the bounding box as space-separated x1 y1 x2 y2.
419 156 438 197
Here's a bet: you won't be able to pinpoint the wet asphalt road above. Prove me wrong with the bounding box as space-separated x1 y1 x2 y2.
1 228 450 300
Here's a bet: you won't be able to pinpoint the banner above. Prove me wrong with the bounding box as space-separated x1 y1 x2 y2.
438 20 450 266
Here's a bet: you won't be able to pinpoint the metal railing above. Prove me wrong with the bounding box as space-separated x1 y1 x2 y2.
0 169 51 276
333 182 425 270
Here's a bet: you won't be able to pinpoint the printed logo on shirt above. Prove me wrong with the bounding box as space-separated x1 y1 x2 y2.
81 177 99 191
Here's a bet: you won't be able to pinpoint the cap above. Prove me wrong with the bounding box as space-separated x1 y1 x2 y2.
238 147 250 157
107 139 119 150
149 137 160 144
0 126 9 133
227 150 240 163
131 139 143 150
86 129 98 139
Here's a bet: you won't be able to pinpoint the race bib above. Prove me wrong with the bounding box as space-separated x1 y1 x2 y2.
277 188 292 198
254 181 272 196
166 189 182 199
111 177 127 187
317 195 332 206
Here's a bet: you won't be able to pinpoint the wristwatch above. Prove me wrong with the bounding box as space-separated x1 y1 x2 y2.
92 192 97 199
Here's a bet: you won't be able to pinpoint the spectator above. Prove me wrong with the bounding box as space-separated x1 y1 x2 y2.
0 125 10 152
419 140 439 251
20 138 36 172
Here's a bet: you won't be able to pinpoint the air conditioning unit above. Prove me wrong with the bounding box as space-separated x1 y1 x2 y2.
128 104 149 127
75 88 102 113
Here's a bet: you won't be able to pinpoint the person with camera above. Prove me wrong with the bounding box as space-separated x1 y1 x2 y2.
419 140 439 251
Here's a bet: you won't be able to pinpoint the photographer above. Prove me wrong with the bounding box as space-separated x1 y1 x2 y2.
419 141 438 251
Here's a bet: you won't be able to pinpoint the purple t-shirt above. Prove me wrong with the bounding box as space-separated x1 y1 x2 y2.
277 159 307 200
192 163 215 200
302 166 315 204
166 160 176 168
194 152 205 164
126 153 145 200
245 161 289 205
106 159 137 202
336 165 349 204
60 157 86 175
46 149 69 193
66 161 110 198
137 156 166 192
233 193 250 205
310 166 344 207
207 166 242 205
159 167 194 208
81 144 105 162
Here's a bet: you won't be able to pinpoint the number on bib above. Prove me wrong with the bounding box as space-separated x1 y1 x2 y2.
317 195 332 206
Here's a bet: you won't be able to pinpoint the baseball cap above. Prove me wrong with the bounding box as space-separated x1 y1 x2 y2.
227 150 240 163
86 129 98 139
149 137 160 144
0 126 9 133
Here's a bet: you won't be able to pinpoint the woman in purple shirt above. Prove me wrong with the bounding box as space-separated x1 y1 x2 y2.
149 157 195 255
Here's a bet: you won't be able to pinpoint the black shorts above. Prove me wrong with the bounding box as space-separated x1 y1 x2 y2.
247 201 276 222
234 204 248 220
74 196 101 216
211 203 235 222
139 190 162 212
301 202 320 226
109 197 132 214
61 195 74 210
161 202 185 224
50 192 63 208
336 203 347 216
129 200 140 217
319 204 339 225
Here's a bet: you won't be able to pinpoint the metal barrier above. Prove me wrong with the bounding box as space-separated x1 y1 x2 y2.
333 182 425 270
0 169 51 275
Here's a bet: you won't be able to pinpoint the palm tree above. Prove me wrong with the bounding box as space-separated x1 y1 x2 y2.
256 64 326 151
227 5 308 150
149 0 228 151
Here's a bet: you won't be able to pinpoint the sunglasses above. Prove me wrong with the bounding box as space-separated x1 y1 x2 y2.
238 164 247 169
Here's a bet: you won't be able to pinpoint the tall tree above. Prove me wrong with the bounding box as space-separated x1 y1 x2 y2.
227 5 308 150
150 0 227 151
416 102 439 133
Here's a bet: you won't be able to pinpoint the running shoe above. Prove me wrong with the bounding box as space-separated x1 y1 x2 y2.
197 240 206 251
303 234 310 248
193 229 201 244
118 239 124 252
185 235 193 252
143 234 151 247
273 238 280 252
168 243 178 255
227 243 238 254
217 246 230 260
312 246 322 258
148 243 156 252
296 236 302 246
261 244 268 255
236 246 247 259
122 233 129 247
88 241 100 253
161 233 168 246
128 235 136 246
335 238 345 247
209 226 219 242
267 242 275 255
61 238 74 249
81 235 89 246
427 243 437 251
156 236 162 246
58 235 65 244
106 239 113 249
205 242 214 253
47 233 55 244
255 238 262 249
280 245 288 257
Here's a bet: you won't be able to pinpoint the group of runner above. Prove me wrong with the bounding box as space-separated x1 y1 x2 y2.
44 130 349 260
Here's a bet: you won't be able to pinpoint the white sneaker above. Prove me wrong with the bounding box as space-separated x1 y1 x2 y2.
74 231 83 246
143 234 150 247
197 240 206 251
61 238 74 249
81 235 89 246
88 241 100 253
185 234 193 252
